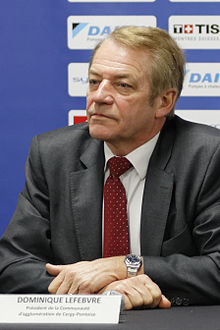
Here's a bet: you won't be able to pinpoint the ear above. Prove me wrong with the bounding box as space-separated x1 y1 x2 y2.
155 88 178 119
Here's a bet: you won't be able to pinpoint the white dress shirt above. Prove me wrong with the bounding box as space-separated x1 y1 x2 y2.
103 133 159 255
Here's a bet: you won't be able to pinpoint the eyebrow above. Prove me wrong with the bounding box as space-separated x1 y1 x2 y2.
89 69 134 80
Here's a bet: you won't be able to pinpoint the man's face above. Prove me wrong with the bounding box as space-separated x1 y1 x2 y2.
86 39 162 155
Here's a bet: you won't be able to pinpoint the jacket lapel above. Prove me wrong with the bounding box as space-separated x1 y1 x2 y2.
141 119 175 256
70 138 104 261
70 118 176 259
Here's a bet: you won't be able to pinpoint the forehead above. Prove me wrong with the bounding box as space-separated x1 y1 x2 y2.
90 39 151 78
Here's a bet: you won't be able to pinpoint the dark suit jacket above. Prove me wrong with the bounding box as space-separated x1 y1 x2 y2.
0 115 220 305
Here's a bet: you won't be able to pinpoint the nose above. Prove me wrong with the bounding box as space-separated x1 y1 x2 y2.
92 80 114 104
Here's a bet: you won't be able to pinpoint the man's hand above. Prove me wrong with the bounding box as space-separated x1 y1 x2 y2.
46 256 128 294
100 274 171 310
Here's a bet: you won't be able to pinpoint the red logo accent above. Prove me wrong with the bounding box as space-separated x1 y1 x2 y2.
73 116 87 125
184 25 193 34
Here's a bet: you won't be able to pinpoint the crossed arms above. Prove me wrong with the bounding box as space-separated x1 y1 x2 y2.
46 258 171 310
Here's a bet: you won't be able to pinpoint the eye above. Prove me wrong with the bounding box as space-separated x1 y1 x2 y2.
89 79 99 86
119 82 131 88
89 79 100 91
115 82 133 94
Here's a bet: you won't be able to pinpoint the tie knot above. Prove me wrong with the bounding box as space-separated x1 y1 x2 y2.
108 156 132 178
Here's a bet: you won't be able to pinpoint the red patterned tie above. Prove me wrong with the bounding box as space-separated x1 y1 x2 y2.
103 156 132 257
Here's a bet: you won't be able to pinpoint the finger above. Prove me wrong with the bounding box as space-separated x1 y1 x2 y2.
55 276 73 295
46 263 64 276
127 286 146 308
102 281 138 310
48 265 71 294
133 274 162 308
59 270 91 295
121 276 153 307
122 293 134 310
143 282 162 308
159 295 171 309
70 273 98 294
48 272 65 294
113 281 146 309
67 279 83 295
134 285 155 307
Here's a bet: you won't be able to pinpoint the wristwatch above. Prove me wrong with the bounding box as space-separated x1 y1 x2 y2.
124 254 142 278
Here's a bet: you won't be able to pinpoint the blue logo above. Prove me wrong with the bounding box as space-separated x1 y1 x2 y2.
72 23 120 38
88 26 118 36
185 70 220 83
72 23 88 38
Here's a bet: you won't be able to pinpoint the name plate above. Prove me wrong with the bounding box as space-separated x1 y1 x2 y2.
0 294 122 324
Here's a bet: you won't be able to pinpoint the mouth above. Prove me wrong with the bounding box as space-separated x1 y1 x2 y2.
90 113 113 120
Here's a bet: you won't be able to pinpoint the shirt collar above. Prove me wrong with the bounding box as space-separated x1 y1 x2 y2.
104 132 160 180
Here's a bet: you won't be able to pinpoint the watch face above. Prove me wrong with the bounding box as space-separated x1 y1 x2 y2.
126 254 141 265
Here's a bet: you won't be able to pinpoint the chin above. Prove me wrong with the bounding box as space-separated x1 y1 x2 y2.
89 126 113 141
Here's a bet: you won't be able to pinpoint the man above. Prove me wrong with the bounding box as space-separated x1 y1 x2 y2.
0 26 220 310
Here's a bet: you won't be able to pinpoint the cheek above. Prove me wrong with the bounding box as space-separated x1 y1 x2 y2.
116 98 133 113
117 99 138 119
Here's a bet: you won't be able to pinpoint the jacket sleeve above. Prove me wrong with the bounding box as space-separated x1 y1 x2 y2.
0 136 55 293
143 144 220 306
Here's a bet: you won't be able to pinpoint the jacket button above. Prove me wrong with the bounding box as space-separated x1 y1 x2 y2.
175 297 183 306
183 298 190 306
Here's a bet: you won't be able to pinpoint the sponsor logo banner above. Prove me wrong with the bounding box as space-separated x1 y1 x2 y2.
170 0 220 2
182 63 220 96
169 16 220 49
176 110 220 129
68 16 156 49
68 63 89 97
68 0 155 2
68 110 87 126
68 63 220 98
